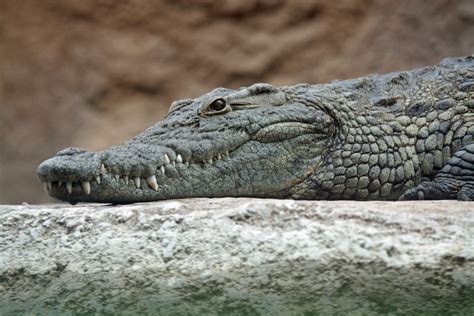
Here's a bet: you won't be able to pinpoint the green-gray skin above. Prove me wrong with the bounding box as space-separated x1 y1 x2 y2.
37 56 474 204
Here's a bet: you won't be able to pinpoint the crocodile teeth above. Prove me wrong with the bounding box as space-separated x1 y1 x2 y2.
217 154 222 160
81 181 91 195
134 177 141 188
176 154 183 163
58 182 63 187
95 176 101 184
66 182 73 194
124 175 129 185
160 165 165 174
185 161 190 167
101 164 107 174
208 158 213 164
114 174 120 181
47 181 52 190
146 175 158 191
164 154 171 164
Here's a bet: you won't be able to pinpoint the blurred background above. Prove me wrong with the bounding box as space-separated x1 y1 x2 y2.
0 0 473 204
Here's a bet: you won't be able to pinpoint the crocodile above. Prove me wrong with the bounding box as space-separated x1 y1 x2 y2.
37 56 474 204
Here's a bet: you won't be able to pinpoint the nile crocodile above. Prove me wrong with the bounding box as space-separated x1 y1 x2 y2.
37 56 474 204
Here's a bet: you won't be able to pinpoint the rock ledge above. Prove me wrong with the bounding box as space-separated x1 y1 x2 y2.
1 199 473 314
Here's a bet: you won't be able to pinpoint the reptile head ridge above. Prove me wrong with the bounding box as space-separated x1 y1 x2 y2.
37 83 334 204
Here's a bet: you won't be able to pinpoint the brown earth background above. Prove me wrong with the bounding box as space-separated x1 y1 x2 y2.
1 0 473 204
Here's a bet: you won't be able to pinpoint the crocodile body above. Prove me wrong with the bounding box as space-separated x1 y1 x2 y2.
37 56 474 204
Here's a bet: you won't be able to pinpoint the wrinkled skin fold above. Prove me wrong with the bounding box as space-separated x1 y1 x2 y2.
37 56 474 204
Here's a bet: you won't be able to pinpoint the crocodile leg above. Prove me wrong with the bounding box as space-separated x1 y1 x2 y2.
399 144 474 201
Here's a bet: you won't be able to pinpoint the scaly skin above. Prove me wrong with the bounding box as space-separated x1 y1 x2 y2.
37 56 474 204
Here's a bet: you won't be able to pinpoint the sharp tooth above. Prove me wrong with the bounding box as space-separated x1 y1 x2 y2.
164 154 171 164
47 182 52 190
176 154 183 163
58 182 63 187
217 154 222 160
185 161 190 167
134 177 141 188
66 182 72 194
81 181 91 195
208 158 213 164
160 165 165 174
95 176 101 184
124 175 129 185
101 164 107 174
42 183 48 192
114 174 120 181
146 175 158 191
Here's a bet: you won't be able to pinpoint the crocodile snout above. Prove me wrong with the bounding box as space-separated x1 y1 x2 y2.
37 148 102 196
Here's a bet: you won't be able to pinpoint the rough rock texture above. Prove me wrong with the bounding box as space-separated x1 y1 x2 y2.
1 0 474 203
1 199 473 314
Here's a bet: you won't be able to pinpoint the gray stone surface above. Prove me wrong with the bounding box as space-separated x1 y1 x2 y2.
1 199 473 315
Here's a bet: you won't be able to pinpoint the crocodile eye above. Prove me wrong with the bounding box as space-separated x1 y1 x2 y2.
208 98 227 112
199 98 232 116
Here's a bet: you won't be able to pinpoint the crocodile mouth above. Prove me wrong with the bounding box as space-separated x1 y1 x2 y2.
37 120 328 204
37 148 236 200
36 141 249 204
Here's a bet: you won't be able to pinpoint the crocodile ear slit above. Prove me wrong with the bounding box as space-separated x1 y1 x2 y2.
246 83 278 94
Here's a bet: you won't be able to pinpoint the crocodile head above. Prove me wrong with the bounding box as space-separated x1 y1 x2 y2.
37 83 335 204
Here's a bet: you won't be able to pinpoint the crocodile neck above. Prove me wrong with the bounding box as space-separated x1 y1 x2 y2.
290 57 474 199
